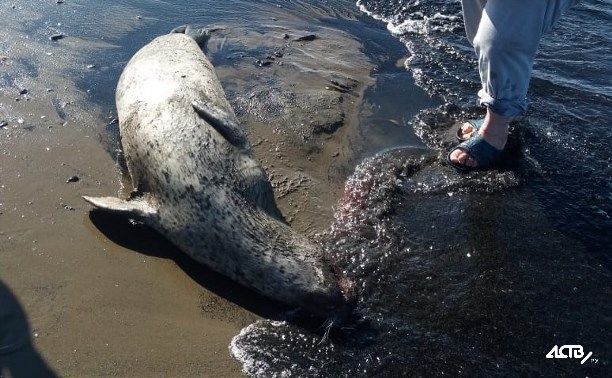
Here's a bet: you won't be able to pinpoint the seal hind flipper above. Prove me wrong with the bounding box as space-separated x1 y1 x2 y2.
192 100 249 150
82 196 158 220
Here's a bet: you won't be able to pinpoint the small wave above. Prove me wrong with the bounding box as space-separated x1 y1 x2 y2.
357 0 461 37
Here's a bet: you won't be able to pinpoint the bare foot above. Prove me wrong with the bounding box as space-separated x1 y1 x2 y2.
457 114 522 141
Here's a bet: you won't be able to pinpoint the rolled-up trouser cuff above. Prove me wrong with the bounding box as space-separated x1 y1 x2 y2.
477 89 527 117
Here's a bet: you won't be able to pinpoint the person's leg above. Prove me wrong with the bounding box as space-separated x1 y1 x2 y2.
451 0 578 169
461 0 487 45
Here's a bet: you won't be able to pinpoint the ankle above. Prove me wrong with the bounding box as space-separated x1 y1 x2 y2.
479 108 511 149
485 108 512 128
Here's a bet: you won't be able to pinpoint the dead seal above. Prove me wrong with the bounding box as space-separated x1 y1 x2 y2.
83 30 353 316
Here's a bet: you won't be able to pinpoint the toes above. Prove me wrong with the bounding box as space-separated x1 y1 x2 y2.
460 123 475 139
450 149 477 167
450 149 467 165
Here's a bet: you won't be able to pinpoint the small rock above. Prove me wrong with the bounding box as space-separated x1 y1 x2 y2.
0 56 7 63
86 64 96 69
62 203 75 211
108 118 118 125
329 80 351 90
19 88 28 95
66 176 80 183
255 60 272 68
57 0 64 4
273 51 283 58
283 34 290 39
295 34 317 42
49 34 65 41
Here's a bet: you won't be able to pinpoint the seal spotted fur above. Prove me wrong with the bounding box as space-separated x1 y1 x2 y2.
83 31 352 315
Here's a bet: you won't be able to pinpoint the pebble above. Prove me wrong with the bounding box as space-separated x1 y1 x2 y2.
329 79 350 90
295 34 317 42
49 34 65 41
0 121 8 128
19 88 28 95
86 64 96 69
255 59 272 67
62 203 75 211
66 176 80 183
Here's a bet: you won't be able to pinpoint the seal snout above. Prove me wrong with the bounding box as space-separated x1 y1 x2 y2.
300 265 357 321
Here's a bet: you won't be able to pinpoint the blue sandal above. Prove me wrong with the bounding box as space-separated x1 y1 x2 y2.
447 133 504 172
455 118 484 141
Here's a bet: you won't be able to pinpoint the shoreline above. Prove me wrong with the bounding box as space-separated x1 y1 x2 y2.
0 11 399 378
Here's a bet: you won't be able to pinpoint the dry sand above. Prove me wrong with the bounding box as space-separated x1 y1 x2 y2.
0 21 376 378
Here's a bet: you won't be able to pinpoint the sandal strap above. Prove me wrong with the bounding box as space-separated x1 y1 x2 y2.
467 118 485 129
453 134 503 170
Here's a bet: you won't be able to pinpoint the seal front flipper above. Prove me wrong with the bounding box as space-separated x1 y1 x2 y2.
82 196 158 220
192 100 249 150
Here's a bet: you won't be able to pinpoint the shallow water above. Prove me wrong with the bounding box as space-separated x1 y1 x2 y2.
357 0 612 266
2 0 610 376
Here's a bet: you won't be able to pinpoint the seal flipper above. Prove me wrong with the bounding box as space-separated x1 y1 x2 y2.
170 25 217 50
82 196 158 221
192 100 250 150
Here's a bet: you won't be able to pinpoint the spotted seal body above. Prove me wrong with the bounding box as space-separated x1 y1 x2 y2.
83 33 351 315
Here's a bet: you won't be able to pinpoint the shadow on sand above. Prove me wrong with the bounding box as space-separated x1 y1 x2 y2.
87 210 287 320
0 281 57 377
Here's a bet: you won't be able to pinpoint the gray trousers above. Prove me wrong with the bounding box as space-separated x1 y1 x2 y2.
461 0 578 116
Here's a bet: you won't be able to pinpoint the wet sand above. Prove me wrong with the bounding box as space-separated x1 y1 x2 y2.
0 16 378 378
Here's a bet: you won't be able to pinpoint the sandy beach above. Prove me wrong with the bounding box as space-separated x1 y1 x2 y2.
0 5 383 376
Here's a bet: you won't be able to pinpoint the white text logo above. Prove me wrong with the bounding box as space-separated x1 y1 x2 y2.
546 345 596 365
